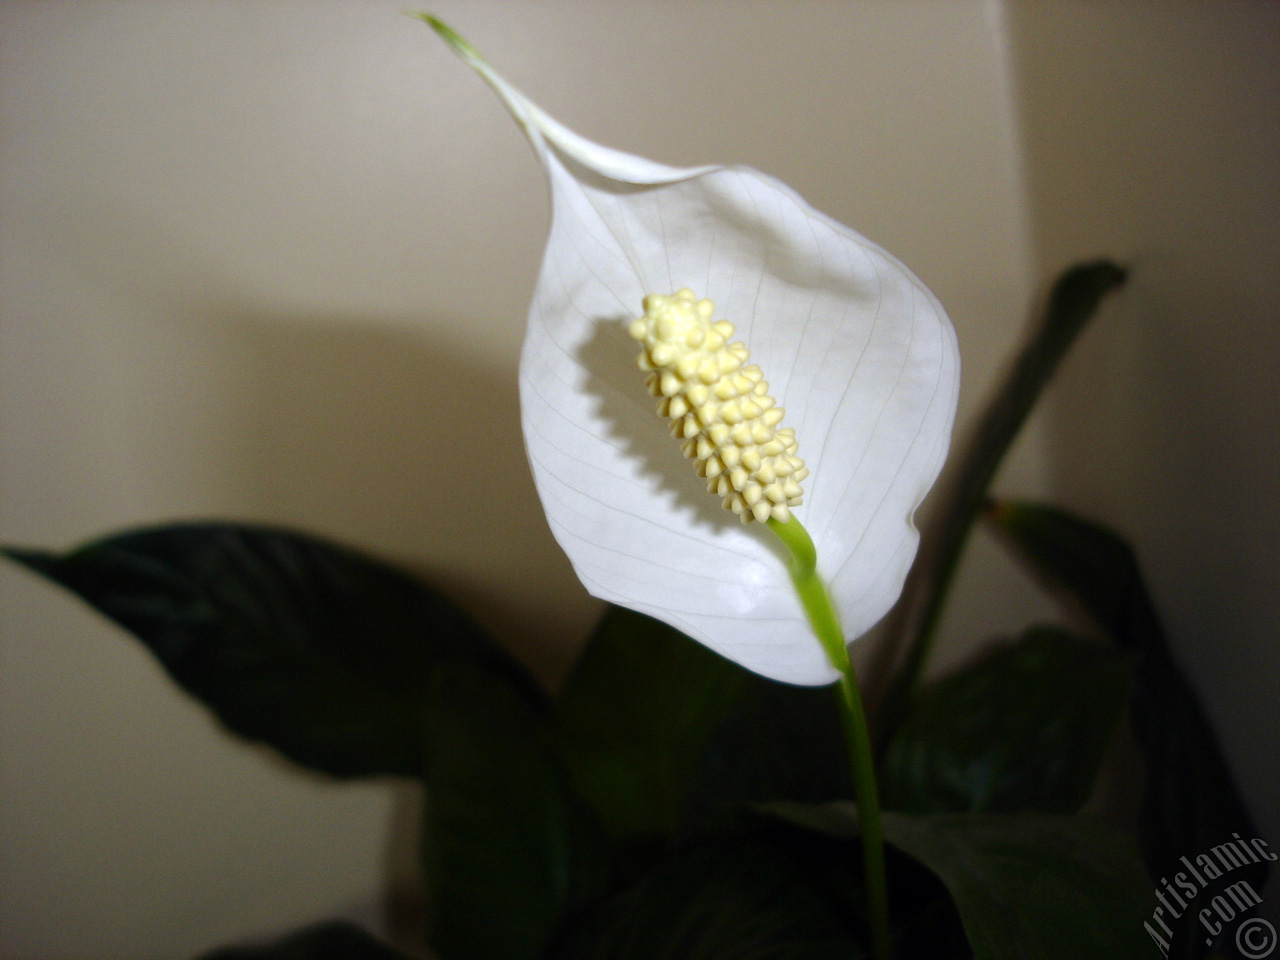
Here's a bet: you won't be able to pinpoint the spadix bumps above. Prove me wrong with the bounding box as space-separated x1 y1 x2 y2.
629 289 808 524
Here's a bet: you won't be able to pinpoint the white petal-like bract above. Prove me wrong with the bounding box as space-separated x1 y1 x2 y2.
430 21 959 685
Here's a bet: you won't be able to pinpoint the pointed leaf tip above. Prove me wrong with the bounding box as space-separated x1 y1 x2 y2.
5 523 547 779
2 546 60 577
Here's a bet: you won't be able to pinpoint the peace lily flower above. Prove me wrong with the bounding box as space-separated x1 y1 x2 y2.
423 18 959 686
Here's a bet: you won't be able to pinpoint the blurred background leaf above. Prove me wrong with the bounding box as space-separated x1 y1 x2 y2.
554 606 749 841
4 522 543 778
557 605 854 848
544 824 867 960
197 922 415 960
985 499 1268 959
690 672 852 812
880 625 1133 815
5 523 606 959
421 661 607 960
882 811 1155 960
876 260 1128 741
758 802 1154 960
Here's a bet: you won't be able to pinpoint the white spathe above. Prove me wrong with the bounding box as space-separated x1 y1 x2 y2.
429 19 959 685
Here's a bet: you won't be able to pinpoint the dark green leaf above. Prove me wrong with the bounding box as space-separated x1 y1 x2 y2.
197 921 415 960
984 500 1268 957
554 606 750 839
882 811 1156 960
421 661 607 960
878 261 1127 741
545 827 866 960
881 626 1133 815
554 603 854 879
977 504 1162 655
733 801 974 959
759 802 1155 960
3 522 542 778
689 674 851 812
983 500 1162 646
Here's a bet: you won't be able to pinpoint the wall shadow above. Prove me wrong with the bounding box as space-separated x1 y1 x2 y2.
225 309 601 685
217 310 613 949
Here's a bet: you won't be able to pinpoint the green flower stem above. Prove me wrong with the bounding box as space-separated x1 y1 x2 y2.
767 517 891 960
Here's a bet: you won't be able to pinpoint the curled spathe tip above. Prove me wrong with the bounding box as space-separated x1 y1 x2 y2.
407 12 482 63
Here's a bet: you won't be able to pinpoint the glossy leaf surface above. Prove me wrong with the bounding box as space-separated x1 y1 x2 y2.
4 523 541 777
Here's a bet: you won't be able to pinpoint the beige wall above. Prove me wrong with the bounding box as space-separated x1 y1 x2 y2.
1 1 1273 956
1006 0 1280 897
